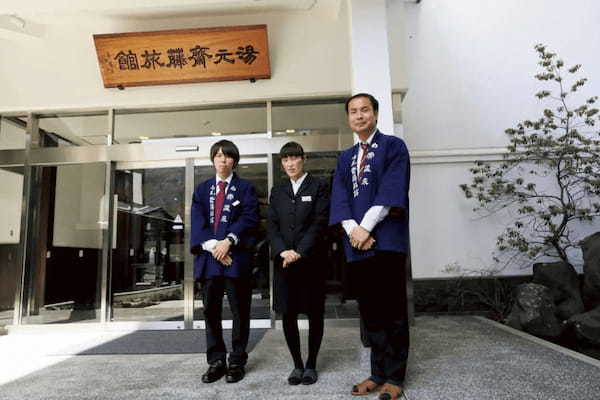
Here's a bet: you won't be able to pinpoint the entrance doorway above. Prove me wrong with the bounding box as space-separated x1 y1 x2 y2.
3 97 393 330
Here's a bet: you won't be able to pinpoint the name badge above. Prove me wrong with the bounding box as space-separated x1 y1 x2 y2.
232 200 240 206
301 196 312 202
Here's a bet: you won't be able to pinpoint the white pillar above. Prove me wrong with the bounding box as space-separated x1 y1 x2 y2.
347 0 394 135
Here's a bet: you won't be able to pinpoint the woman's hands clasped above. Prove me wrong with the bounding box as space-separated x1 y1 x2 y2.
280 249 302 268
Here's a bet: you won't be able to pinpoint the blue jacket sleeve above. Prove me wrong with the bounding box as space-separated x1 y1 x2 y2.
227 182 259 243
266 187 287 259
329 152 354 226
190 185 214 254
372 138 410 210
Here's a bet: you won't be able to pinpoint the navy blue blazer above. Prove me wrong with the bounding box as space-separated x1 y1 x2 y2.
329 130 410 262
267 173 329 260
191 174 259 279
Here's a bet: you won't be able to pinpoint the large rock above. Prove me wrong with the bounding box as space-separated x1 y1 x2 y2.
581 232 600 309
567 305 600 346
532 261 584 320
506 283 562 338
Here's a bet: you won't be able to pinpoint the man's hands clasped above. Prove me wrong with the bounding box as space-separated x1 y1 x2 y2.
349 226 375 250
212 239 233 266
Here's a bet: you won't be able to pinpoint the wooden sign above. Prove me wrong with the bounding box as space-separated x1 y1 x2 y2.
93 25 270 88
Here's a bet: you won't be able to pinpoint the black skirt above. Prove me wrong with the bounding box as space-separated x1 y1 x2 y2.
273 256 325 315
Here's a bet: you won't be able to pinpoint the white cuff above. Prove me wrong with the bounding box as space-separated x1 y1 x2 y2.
201 239 218 253
360 206 390 232
341 219 359 236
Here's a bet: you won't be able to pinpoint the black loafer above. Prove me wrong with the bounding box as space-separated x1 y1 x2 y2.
288 368 304 385
301 368 318 385
226 364 245 383
202 360 227 383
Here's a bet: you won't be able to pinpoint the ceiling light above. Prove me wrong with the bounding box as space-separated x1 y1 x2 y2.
286 129 296 134
139 136 149 140
211 132 222 136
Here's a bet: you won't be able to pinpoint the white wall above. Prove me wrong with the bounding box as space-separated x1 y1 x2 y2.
0 5 353 111
400 0 600 277
387 0 409 91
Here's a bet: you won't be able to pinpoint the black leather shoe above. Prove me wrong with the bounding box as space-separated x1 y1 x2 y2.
301 368 318 385
225 364 245 383
288 368 304 385
202 360 227 383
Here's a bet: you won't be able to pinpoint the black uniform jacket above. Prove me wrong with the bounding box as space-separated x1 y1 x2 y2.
267 173 329 260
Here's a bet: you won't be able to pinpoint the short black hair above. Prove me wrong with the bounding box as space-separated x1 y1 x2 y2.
345 93 379 114
279 141 304 159
210 139 240 167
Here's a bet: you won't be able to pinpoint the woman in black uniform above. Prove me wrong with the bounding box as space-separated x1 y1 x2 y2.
267 142 329 385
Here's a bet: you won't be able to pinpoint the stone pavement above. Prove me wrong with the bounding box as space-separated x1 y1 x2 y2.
1 316 599 400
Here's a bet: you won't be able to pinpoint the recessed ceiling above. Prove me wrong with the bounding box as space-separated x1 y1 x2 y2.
0 0 319 19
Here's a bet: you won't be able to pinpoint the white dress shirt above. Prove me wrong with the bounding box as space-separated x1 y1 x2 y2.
202 173 238 252
290 172 308 196
341 129 390 235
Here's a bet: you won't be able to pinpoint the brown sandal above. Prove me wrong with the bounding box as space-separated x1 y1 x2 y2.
378 383 404 400
351 379 381 396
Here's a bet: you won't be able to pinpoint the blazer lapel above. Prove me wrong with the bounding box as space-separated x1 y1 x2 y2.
372 130 382 142
295 173 313 198
284 179 295 199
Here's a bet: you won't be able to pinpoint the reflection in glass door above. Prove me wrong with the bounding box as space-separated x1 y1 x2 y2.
0 166 24 328
111 166 185 322
21 163 106 324
193 160 271 324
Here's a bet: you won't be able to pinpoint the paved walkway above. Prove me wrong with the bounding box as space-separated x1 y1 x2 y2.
1 316 599 399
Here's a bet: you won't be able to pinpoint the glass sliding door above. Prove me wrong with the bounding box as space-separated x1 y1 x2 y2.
0 116 26 328
21 163 107 324
0 166 24 328
111 165 185 322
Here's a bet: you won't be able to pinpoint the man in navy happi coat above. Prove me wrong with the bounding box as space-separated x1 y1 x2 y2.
329 93 410 400
191 139 259 384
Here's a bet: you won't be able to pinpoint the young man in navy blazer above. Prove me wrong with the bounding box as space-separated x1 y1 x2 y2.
191 139 259 384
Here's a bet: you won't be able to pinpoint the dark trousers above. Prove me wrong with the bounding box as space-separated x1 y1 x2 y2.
351 251 410 386
202 276 252 366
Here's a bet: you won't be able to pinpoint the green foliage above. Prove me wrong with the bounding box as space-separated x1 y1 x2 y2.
460 44 600 265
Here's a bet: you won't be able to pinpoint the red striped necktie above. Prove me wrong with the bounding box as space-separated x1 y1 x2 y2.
358 143 369 180
213 180 227 232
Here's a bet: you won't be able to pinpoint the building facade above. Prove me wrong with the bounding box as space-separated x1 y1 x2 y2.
2 0 600 328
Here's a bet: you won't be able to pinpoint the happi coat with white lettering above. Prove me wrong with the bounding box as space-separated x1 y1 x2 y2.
329 130 410 262
191 174 259 279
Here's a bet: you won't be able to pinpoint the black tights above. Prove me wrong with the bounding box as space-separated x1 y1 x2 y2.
282 311 324 369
